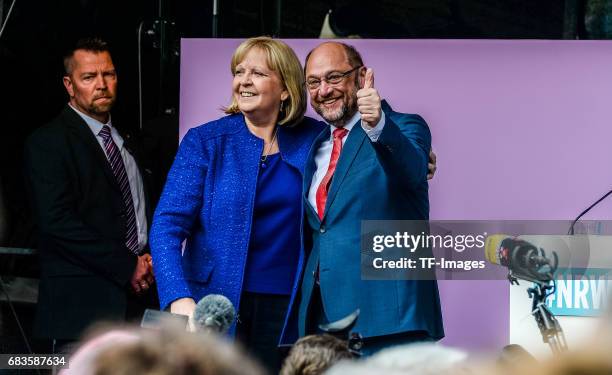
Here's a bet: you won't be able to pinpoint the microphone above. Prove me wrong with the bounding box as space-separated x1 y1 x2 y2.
485 235 558 283
192 294 236 334
318 309 362 356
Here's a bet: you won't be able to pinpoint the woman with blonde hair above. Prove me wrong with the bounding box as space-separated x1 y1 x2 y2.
150 37 324 371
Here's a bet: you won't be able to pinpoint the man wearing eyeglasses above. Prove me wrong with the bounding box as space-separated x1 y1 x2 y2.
280 42 443 355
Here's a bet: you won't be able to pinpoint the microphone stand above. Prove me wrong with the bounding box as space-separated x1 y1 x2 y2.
527 281 568 354
507 249 567 355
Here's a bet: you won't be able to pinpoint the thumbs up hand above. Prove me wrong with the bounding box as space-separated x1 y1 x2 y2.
357 68 382 128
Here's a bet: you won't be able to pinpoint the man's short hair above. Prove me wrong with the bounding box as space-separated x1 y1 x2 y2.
280 334 353 375
304 42 365 72
63 37 111 76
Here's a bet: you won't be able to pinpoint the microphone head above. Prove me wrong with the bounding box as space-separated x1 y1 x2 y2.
193 294 236 334
486 235 559 283
485 234 511 266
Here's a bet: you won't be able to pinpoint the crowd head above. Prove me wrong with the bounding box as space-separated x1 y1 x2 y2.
280 334 353 375
63 326 266 375
323 342 469 375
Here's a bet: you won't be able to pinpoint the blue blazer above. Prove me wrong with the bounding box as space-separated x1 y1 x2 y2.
280 101 444 345
150 114 324 335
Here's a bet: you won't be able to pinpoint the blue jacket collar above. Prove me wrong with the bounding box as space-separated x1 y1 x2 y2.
234 114 313 173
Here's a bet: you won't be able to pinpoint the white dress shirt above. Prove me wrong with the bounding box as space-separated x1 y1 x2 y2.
307 112 386 214
69 104 148 251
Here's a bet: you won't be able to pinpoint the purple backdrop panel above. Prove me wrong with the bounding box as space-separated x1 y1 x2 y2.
180 39 612 350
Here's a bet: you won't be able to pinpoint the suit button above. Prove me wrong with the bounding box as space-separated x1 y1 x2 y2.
320 226 326 233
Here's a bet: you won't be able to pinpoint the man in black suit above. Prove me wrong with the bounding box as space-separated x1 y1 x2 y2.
24 38 156 352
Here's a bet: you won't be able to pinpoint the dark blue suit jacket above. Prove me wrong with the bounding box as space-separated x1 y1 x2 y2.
25 106 155 339
280 101 444 344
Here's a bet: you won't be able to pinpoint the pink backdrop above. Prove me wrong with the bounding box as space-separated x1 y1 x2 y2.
180 39 612 350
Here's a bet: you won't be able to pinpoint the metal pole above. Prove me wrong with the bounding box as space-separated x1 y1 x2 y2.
212 0 219 37
0 0 5 29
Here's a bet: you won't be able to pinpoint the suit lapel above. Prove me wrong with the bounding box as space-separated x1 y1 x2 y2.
63 107 120 192
323 124 367 217
303 127 330 220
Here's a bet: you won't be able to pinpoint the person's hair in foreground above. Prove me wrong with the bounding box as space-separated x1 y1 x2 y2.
224 36 307 126
323 342 468 375
280 334 353 375
62 325 266 375
506 348 612 375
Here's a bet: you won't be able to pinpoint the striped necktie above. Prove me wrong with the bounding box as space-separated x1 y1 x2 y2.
99 125 140 255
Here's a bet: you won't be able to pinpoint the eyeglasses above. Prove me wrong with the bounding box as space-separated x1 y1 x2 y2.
305 66 362 90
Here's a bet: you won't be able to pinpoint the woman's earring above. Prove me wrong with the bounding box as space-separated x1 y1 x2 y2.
280 100 284 112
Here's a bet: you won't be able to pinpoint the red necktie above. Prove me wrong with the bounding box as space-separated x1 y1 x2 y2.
315 127 349 220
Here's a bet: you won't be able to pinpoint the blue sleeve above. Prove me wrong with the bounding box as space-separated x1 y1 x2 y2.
150 128 208 309
374 113 431 189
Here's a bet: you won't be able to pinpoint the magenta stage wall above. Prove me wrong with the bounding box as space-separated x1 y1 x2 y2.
179 38 612 350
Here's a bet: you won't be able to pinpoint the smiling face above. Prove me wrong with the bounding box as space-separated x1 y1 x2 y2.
305 43 364 127
63 50 117 123
232 47 288 126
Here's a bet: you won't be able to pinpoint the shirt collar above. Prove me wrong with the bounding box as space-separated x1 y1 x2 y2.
69 103 123 149
327 111 361 139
